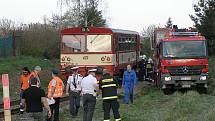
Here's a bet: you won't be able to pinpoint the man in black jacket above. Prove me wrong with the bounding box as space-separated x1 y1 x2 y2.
21 77 51 120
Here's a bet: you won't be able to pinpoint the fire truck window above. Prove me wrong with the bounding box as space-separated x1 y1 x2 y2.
87 35 111 52
61 35 85 53
163 40 207 58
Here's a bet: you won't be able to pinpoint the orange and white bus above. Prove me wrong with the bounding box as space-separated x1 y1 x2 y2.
60 26 140 78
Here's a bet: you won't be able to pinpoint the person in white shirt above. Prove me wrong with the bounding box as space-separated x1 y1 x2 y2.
81 69 99 121
66 66 83 117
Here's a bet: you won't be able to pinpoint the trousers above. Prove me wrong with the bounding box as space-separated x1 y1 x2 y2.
46 98 60 121
103 99 121 121
69 91 81 116
83 94 96 121
124 86 134 104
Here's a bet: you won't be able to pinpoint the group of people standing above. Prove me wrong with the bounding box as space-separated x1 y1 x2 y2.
19 66 64 121
19 63 137 121
66 67 122 121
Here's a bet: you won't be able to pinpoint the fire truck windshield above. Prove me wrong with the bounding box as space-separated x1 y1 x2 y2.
61 35 111 53
162 40 207 59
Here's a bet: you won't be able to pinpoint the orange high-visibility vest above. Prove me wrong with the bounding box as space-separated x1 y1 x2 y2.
48 77 63 98
20 74 29 90
29 71 41 87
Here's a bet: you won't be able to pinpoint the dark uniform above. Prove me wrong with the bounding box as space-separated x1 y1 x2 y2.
99 73 121 121
139 58 147 81
146 60 154 81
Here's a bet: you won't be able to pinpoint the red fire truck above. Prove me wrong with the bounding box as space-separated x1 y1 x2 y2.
152 27 208 94
60 26 140 79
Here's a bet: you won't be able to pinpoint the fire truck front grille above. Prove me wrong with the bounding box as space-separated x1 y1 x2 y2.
167 66 203 76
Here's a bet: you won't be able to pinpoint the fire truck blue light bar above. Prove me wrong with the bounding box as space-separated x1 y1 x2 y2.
172 32 198 36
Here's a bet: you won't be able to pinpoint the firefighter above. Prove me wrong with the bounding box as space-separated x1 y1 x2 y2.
122 64 137 104
47 68 64 121
66 66 82 117
138 55 147 81
97 68 121 121
146 58 154 81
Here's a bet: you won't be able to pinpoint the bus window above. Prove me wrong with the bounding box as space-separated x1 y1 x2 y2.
87 35 111 52
61 35 85 53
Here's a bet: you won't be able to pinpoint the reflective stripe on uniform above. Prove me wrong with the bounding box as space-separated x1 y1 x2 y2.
115 118 121 121
101 84 116 88
102 96 118 100
102 79 113 83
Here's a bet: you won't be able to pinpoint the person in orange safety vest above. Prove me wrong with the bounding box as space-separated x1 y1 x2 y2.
47 68 64 121
19 67 31 114
29 66 42 87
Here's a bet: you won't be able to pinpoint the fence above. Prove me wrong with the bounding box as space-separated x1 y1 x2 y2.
0 36 14 58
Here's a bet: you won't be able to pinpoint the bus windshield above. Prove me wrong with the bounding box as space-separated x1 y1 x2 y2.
87 35 111 52
162 40 207 59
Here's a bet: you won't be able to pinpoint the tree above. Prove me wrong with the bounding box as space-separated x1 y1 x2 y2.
165 17 173 29
0 18 15 37
190 0 215 56
140 25 156 57
79 0 106 27
55 0 106 28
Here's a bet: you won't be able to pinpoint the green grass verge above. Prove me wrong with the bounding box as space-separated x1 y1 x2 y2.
0 56 57 74
60 87 215 121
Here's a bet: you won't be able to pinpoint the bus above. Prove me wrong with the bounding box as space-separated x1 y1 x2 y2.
60 26 140 79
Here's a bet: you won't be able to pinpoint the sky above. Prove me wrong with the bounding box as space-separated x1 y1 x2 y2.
0 0 196 32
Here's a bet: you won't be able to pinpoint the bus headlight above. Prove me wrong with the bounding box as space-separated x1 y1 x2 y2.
165 77 171 81
200 76 207 80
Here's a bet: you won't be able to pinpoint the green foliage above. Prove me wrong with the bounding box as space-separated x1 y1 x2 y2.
80 3 106 27
17 24 60 59
190 0 215 56
207 56 215 94
141 37 153 58
54 0 106 28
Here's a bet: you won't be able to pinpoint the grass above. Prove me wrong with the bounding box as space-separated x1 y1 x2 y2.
60 87 215 121
0 56 57 74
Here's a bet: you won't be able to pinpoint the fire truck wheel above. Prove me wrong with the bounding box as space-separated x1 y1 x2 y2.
163 88 175 95
197 86 207 94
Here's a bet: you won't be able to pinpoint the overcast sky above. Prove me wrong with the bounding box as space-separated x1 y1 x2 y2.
0 0 196 32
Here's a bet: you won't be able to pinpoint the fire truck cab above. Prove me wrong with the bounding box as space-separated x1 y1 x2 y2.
153 28 208 94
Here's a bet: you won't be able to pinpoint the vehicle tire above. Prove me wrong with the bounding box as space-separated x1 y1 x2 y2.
197 86 207 94
163 86 175 95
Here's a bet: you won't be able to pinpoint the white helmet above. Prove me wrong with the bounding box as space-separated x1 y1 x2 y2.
142 55 146 59
148 58 153 63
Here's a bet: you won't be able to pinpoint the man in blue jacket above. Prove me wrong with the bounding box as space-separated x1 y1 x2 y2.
122 64 137 104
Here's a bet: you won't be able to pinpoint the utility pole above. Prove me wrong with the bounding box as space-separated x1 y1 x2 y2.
85 0 88 27
77 0 81 26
